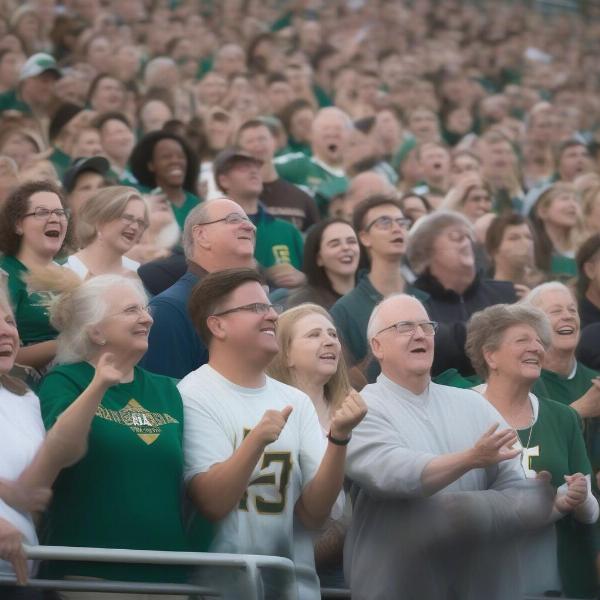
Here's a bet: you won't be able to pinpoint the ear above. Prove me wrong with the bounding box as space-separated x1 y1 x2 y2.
207 315 227 341
482 347 497 373
316 252 324 268
87 324 106 347
193 224 211 250
583 260 598 281
358 229 371 249
370 335 383 361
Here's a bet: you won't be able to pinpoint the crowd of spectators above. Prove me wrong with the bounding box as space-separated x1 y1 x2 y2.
1 0 600 598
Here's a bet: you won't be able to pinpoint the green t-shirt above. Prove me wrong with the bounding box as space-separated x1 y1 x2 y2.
0 255 57 344
251 204 303 270
551 254 578 279
0 88 31 115
48 147 71 179
537 363 600 471
519 397 596 599
432 369 482 388
38 362 194 581
135 185 201 230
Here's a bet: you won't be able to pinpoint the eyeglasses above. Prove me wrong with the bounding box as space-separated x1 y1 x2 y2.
197 212 255 227
375 320 438 337
106 304 153 319
212 302 284 317
365 215 411 232
121 213 149 231
23 207 70 220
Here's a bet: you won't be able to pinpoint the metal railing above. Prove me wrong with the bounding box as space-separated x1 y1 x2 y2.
0 544 300 599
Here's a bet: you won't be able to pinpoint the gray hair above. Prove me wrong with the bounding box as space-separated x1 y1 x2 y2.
144 57 177 86
181 202 212 259
366 293 426 342
50 275 147 364
522 281 574 308
406 210 474 275
465 303 552 380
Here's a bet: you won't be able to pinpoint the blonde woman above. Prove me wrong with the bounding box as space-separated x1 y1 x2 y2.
267 303 360 587
65 186 148 278
530 182 584 278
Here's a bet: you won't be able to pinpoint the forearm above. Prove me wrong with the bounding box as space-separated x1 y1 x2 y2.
16 341 57 371
421 448 476 496
19 379 108 489
188 431 266 521
297 443 346 529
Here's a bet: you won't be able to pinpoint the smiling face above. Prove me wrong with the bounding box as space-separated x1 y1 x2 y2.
317 221 359 279
538 191 580 229
92 284 153 358
287 312 341 386
151 138 187 190
96 197 147 254
485 324 545 384
17 191 68 259
0 299 19 374
534 287 580 353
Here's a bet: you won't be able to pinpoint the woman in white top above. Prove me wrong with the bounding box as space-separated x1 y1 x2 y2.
267 303 356 586
65 186 148 279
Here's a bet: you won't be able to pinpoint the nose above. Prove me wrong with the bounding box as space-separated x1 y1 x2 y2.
412 325 427 339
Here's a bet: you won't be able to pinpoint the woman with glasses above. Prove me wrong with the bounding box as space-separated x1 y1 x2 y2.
466 303 598 599
267 303 360 587
0 181 70 373
287 218 360 310
29 269 192 593
64 186 148 279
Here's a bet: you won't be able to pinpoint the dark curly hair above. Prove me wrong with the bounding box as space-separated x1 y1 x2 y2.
0 180 70 257
128 130 199 194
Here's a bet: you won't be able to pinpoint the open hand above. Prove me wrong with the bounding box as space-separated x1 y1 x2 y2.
0 517 27 584
92 353 130 390
471 423 521 468
329 390 368 441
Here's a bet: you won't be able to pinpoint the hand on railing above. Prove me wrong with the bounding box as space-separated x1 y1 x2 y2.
0 517 27 584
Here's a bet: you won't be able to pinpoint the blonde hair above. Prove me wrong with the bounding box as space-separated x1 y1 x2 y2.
267 303 350 410
533 182 584 247
581 184 600 223
76 186 148 248
27 265 147 364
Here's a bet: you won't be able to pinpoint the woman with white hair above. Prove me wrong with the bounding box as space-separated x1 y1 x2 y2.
466 303 598 598
30 269 191 590
65 186 148 278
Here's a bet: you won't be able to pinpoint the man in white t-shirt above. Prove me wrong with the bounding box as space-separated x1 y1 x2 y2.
178 267 366 600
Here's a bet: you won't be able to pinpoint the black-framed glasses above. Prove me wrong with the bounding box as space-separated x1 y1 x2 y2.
121 213 149 231
365 215 411 232
197 212 254 227
375 320 438 337
23 207 70 220
211 302 284 317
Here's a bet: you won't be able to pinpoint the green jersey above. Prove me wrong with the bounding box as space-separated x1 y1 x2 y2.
0 88 31 115
519 396 596 599
538 363 600 470
0 255 57 344
250 203 303 269
136 185 201 230
274 153 347 193
38 362 191 581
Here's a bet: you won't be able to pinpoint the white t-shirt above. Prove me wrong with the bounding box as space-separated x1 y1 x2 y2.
64 254 140 279
0 386 45 576
178 364 324 600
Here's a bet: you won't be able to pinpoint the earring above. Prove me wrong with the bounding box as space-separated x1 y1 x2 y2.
98 339 106 346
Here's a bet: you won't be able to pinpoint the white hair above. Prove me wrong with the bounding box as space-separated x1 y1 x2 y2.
366 293 426 342
51 275 147 364
144 57 177 86
522 281 574 308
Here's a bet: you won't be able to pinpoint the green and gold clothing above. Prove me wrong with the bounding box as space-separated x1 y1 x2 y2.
0 255 57 344
518 396 596 599
38 363 192 581
48 147 71 179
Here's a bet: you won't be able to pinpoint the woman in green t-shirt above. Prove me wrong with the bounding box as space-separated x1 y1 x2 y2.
0 180 70 373
31 270 194 586
466 303 598 599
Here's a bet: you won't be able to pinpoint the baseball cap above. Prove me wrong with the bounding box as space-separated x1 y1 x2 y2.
213 148 263 182
19 53 61 82
62 156 110 193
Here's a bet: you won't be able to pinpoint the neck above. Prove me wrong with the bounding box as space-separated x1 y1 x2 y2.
193 253 255 273
295 375 330 429
158 182 185 206
544 222 573 253
16 245 54 269
384 368 430 395
315 153 341 169
109 156 128 171
77 242 124 275
429 264 475 295
368 256 405 296
493 259 526 284
543 347 575 377
484 373 532 427
209 349 267 388
261 161 278 183
328 271 355 295
586 285 600 309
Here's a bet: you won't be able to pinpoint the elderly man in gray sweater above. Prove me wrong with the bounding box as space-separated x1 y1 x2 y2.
344 294 554 600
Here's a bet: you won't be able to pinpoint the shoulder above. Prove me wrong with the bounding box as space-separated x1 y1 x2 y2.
576 361 599 380
274 152 308 166
135 366 179 389
538 395 580 423
479 278 517 302
122 256 140 271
